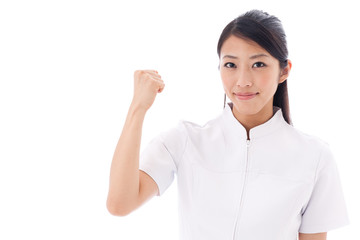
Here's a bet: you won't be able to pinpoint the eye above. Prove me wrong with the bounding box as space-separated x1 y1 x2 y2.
224 62 236 68
253 62 266 68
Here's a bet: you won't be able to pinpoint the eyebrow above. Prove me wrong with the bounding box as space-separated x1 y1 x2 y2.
222 53 270 60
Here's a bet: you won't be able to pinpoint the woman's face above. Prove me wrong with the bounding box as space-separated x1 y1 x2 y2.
219 35 291 120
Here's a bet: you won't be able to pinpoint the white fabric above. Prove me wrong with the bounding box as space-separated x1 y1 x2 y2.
139 102 350 240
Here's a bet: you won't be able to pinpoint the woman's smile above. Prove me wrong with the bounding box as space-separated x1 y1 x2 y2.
234 92 259 100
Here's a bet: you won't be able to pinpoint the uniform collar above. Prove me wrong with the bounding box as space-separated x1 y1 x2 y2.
221 102 286 141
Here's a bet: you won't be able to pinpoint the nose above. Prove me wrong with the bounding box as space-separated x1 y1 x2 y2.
236 69 253 87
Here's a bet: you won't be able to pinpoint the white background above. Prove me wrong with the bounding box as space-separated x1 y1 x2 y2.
0 0 359 239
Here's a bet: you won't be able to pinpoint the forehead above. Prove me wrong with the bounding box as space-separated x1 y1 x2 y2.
220 35 270 59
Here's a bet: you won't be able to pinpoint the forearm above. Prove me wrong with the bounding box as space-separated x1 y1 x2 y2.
298 232 327 240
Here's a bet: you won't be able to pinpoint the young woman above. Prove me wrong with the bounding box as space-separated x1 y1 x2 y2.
106 9 349 240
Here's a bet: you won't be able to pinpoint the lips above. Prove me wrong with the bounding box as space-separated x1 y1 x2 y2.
234 92 259 100
234 92 258 96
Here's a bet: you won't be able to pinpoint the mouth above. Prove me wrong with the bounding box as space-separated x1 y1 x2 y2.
233 92 259 100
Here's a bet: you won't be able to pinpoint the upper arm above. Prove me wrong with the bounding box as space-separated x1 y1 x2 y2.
137 170 159 205
299 232 327 240
139 122 187 196
107 170 158 216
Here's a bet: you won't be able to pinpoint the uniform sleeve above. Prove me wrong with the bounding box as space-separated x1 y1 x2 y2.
299 144 350 233
139 121 188 196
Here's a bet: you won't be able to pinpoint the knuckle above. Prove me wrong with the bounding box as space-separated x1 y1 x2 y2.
134 70 144 78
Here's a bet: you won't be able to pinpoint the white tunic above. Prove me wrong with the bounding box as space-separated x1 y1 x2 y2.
139 102 350 240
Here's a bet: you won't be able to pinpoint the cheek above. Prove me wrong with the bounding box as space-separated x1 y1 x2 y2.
257 72 279 93
220 71 234 89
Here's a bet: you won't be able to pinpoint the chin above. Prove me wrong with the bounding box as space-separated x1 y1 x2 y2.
231 101 261 116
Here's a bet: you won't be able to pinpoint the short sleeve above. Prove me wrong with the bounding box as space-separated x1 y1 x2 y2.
299 144 350 233
139 121 188 196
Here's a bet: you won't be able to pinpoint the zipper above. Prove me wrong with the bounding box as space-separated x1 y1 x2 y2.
232 139 251 239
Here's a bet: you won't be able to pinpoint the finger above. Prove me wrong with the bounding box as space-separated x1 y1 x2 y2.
144 71 161 79
158 84 165 93
144 70 159 74
145 74 162 82
155 79 164 85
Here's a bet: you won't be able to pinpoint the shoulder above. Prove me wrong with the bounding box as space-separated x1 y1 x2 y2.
154 112 222 147
284 123 331 152
180 110 224 133
280 124 337 180
156 120 189 147
177 114 225 144
284 124 338 173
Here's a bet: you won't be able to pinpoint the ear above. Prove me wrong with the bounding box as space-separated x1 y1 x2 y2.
279 59 292 83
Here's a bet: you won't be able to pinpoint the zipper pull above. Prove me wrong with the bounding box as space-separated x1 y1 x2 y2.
246 139 250 147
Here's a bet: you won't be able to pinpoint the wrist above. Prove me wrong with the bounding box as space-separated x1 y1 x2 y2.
129 101 147 116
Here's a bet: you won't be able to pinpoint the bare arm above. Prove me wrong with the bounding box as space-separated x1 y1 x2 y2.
299 232 327 240
106 70 165 216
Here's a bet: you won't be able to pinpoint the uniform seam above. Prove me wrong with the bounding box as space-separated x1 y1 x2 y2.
178 124 189 170
313 145 326 185
301 145 325 215
159 122 189 171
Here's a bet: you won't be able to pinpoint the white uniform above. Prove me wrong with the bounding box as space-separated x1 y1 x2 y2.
139 102 350 240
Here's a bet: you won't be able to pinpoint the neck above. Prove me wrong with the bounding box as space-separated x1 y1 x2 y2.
230 102 274 140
